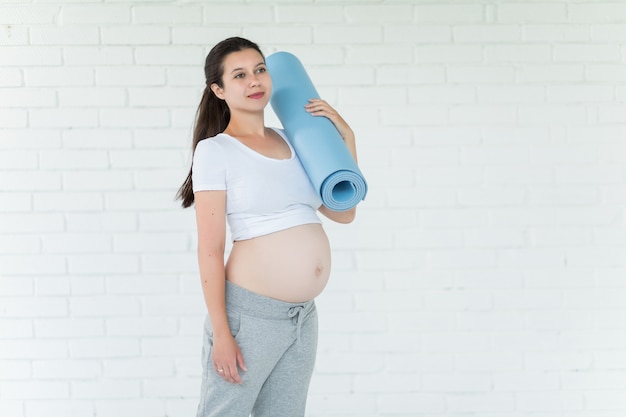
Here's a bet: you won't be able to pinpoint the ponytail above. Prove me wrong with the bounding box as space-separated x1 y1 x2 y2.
176 37 263 208
175 86 230 208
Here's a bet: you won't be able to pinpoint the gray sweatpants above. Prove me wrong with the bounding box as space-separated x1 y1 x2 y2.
196 281 319 417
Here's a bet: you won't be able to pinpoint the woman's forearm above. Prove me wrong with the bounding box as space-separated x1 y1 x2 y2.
197 246 230 337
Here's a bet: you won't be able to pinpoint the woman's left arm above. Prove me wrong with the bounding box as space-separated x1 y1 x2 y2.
305 98 358 224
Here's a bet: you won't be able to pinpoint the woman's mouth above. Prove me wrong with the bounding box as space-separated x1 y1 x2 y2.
248 92 264 99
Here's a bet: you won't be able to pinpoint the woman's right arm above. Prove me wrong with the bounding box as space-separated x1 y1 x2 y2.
195 190 246 384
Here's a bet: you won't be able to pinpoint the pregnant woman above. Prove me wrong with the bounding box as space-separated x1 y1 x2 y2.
177 37 359 417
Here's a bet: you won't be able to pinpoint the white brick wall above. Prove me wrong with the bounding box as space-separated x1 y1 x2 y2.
1 0 626 416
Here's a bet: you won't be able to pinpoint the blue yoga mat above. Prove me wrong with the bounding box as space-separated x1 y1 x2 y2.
266 51 367 212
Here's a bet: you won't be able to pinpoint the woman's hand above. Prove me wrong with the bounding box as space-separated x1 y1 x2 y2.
305 98 355 143
212 333 247 384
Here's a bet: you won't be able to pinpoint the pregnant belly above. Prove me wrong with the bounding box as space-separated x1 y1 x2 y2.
225 223 331 303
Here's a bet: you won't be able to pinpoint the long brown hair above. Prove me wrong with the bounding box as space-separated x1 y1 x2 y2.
176 37 265 208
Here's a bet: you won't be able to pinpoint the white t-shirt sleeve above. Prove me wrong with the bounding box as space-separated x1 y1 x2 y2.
191 139 227 193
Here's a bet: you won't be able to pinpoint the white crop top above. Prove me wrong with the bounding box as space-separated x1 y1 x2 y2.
191 128 322 241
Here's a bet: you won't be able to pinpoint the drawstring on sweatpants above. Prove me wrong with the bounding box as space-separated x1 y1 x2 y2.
287 305 305 342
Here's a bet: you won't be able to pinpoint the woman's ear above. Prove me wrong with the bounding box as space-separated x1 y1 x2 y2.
210 83 225 100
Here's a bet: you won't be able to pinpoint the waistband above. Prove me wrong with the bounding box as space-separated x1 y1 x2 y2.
224 280 315 320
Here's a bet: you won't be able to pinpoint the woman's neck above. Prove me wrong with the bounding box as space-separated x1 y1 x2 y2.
224 111 266 138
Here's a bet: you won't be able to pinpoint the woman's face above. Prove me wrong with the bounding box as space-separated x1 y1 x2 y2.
211 48 271 114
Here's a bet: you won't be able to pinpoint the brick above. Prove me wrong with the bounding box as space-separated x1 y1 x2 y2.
32 359 101 378
101 26 170 45
532 227 593 246
141 295 203 316
498 3 567 22
139 211 195 232
143 377 198 397
0 340 67 359
0 46 62 66
0 255 66 275
24 400 94 417
35 276 71 296
25 68 93 87
386 25 450 43
96 67 165 86
518 64 585 82
478 85 544 103
524 105 590 125
570 3 626 23
134 46 204 65
494 372 560 391
0 319 33 338
347 45 413 64
416 4 483 23
423 333 490 352
457 269 524 288
0 68 22 86
381 105 447 126
34 192 103 212
93 399 164 417
41 234 110 254
448 65 515 84
70 338 139 359
485 45 551 63
64 46 133 66
63 171 132 191
307 66 376 87
61 5 130 24
106 317 177 336
377 65 445 85
132 5 202 24
548 85 614 103
30 27 99 45
0 360 30 378
171 27 241 45
0 88 56 109
417 45 482 63
0 109 27 127
65 212 137 232
450 105 518 124
0 6 58 24
0 276 33 296
107 274 180 295
524 24 590 41
424 289 493 310
58 87 126 107
141 336 198 356
103 358 173 378
2 402 23 417
555 44 621 62
100 109 170 128
0 22 28 45
454 25 521 42
243 26 312 45
68 254 139 274
395 228 462 249
29 109 98 128
128 87 200 107
104 191 180 210
421 208 488 229
0 296 67 317
73 380 140 399
517 391 585 411
464 227 526 247
315 25 382 44
0 381 69 400
346 5 412 23
410 85 475 104
424 374 491 392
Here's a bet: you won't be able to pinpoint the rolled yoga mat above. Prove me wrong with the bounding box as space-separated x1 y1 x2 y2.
266 51 368 212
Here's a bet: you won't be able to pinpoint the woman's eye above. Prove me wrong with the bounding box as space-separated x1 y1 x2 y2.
235 73 245 79
256 67 266 74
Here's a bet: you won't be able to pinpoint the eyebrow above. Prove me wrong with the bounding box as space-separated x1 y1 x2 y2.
230 62 266 74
